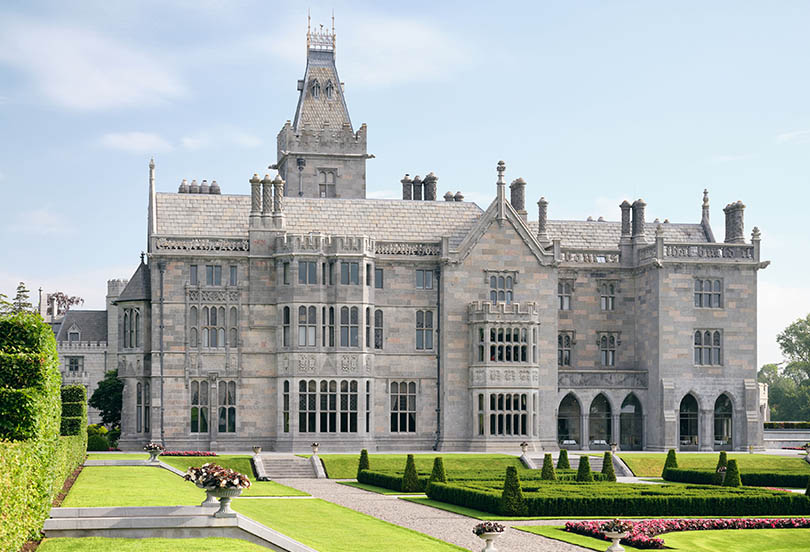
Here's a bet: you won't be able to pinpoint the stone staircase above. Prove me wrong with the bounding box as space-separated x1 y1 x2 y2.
528 453 633 477
257 455 319 479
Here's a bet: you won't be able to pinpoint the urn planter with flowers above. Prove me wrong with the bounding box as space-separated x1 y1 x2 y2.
183 463 252 517
143 442 164 463
472 522 504 552
600 519 633 552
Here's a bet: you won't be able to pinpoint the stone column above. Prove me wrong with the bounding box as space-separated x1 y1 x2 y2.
723 201 746 243
261 174 273 222
537 197 549 244
273 175 284 213
700 408 714 451
401 174 413 200
581 414 590 450
612 413 621 450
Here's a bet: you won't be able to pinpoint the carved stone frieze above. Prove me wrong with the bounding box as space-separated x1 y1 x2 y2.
340 355 359 373
469 366 540 388
188 289 240 303
663 244 754 260
297 354 317 374
558 370 648 389
154 237 249 252
375 241 440 256
560 250 620 264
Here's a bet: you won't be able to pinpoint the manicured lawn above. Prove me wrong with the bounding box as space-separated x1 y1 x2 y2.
518 525 810 551
38 537 268 551
619 453 810 477
233 498 465 551
85 453 149 460
311 453 524 478
160 455 308 497
338 481 425 495
62 467 202 507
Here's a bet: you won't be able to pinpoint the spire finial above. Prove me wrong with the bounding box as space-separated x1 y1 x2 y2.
149 157 155 169
496 160 506 185
703 188 709 207
140 251 145 264
307 9 311 51
332 10 336 53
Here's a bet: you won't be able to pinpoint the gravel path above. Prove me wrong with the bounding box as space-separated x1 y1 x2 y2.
274 478 588 552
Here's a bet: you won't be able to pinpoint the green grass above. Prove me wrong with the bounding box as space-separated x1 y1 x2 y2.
85 453 149 460
517 526 810 552
312 453 524 478
232 498 465 551
38 537 268 551
338 480 425 495
62 467 202 507
160 455 308 497
619 453 810 477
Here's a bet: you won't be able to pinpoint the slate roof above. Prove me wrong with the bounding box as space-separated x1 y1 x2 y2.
528 220 710 249
55 311 107 343
117 262 151 302
293 49 352 132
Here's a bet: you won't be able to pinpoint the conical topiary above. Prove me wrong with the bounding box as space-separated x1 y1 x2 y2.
541 453 556 480
576 455 593 482
557 449 571 470
601 452 616 482
501 466 528 515
712 451 728 485
428 457 447 487
357 448 370 479
662 449 678 477
402 454 421 492
723 459 741 487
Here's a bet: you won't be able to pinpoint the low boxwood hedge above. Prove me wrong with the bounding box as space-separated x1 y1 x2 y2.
765 421 810 430
357 469 429 492
426 481 810 517
664 467 810 488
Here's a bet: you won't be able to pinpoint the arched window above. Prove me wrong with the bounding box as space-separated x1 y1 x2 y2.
620 394 642 450
325 80 334 99
298 306 316 347
311 79 320 98
190 380 209 433
374 309 383 349
136 382 143 433
558 332 573 366
282 306 290 347
714 394 733 450
679 394 699 449
218 380 237 433
229 307 237 347
558 281 573 310
282 380 290 433
123 310 130 348
695 330 722 365
144 382 150 432
558 394 581 446
133 310 140 347
588 394 612 447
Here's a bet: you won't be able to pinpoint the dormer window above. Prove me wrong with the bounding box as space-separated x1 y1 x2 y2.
68 330 80 343
311 79 320 99
325 80 334 99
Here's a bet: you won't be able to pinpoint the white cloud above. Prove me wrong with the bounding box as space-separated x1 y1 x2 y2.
5 207 75 237
758 281 810 367
100 132 173 154
776 130 810 144
0 18 185 110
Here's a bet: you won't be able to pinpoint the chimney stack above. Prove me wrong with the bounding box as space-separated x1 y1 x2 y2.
261 174 273 217
401 174 412 200
423 172 438 200
723 201 745 243
189 179 200 194
631 199 646 238
537 197 549 244
620 200 632 238
454 191 464 202
250 174 261 216
510 178 526 213
200 179 210 194
178 179 189 193
444 191 454 202
412 175 423 200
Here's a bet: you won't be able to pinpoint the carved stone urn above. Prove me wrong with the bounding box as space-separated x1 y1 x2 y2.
477 532 501 552
148 450 161 463
209 487 243 518
252 446 262 455
604 532 628 552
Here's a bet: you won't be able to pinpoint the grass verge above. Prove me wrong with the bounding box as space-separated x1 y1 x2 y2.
232 498 464 551
37 537 268 551
516 525 644 551
618 453 810 477
338 481 425 495
61 467 202 507
85 453 149 460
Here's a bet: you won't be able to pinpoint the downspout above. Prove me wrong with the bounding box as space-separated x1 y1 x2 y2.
158 260 166 448
433 266 442 450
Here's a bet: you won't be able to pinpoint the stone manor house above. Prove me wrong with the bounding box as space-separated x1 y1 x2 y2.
72 24 769 452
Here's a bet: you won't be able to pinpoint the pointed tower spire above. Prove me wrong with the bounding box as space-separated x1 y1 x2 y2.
701 188 716 242
496 160 507 221
147 157 156 252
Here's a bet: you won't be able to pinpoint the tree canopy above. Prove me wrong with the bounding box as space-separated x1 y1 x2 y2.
11 282 33 313
88 370 124 428
758 314 810 421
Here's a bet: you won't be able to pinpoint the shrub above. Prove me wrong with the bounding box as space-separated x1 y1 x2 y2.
501 466 528 515
723 459 742 487
541 453 556 480
577 456 593 482
806 477 810 497
765 421 810 430
664 468 810 488
0 352 50 389
107 428 121 448
712 451 728 485
87 434 110 451
662 449 678 477
61 385 86 404
601 452 616 482
60 417 83 436
402 454 421 492
557 449 571 470
429 457 447 487
357 469 427 492
357 448 370 479
61 402 84 418
87 423 108 436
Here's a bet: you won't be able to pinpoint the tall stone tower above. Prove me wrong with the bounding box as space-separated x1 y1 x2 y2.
275 15 371 198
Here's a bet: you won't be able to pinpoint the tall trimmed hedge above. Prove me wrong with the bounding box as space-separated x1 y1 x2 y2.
501 466 528 515
0 313 86 551
357 448 370 479
723 459 742 487
662 449 678 477
557 449 571 470
577 455 593 482
60 385 87 437
402 454 421 492
712 452 728 486
429 457 447 487
601 452 616 482
541 454 556 480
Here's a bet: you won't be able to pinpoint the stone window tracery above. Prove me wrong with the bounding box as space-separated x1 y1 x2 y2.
311 79 320 98
123 308 140 348
416 310 434 350
558 280 573 310
599 332 619 366
599 281 617 311
694 330 722 365
558 331 574 367
694 279 723 308
325 80 334 99
489 274 514 304
390 381 416 432
489 392 528 436
298 306 317 347
201 306 225 348
218 380 237 433
298 379 358 433
374 309 384 350
190 380 209 433
340 306 359 347
486 327 528 363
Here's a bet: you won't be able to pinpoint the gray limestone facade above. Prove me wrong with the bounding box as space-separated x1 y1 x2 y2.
113 28 768 453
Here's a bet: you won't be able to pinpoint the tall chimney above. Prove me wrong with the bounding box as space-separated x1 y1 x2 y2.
510 178 526 212
631 199 646 238
249 174 261 217
723 201 745 243
412 175 423 200
443 191 454 202
401 174 412 200
620 200 632 238
537 197 549 244
261 174 273 216
423 172 437 201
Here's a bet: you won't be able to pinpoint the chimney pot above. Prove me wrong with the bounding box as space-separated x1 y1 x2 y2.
401 173 413 200
444 191 454 202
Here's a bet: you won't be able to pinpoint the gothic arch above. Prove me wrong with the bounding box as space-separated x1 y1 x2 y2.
713 393 734 450
588 393 613 447
679 392 700 450
620 393 643 450
557 393 582 447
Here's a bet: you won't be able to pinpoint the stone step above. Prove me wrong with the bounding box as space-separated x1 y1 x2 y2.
259 456 317 479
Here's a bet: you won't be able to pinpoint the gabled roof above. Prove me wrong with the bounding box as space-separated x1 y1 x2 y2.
117 262 151 302
55 310 107 343
293 49 352 132
527 220 710 249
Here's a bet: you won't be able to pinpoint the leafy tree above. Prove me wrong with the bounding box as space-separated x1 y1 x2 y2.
501 466 528 515
723 459 741 487
712 451 728 485
601 452 616 482
428 457 447 487
662 449 678 477
576 455 593 482
88 370 124 428
11 282 33 313
401 454 421 492
556 449 571 470
45 291 84 317
541 453 556 480
758 314 810 421
0 291 10 314
357 448 370 478
806 476 810 497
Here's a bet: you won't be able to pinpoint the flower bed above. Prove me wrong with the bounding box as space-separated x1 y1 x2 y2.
183 463 251 489
566 517 810 549
161 451 217 457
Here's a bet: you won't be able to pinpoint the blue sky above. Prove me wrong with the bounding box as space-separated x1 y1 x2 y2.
1 1 808 365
